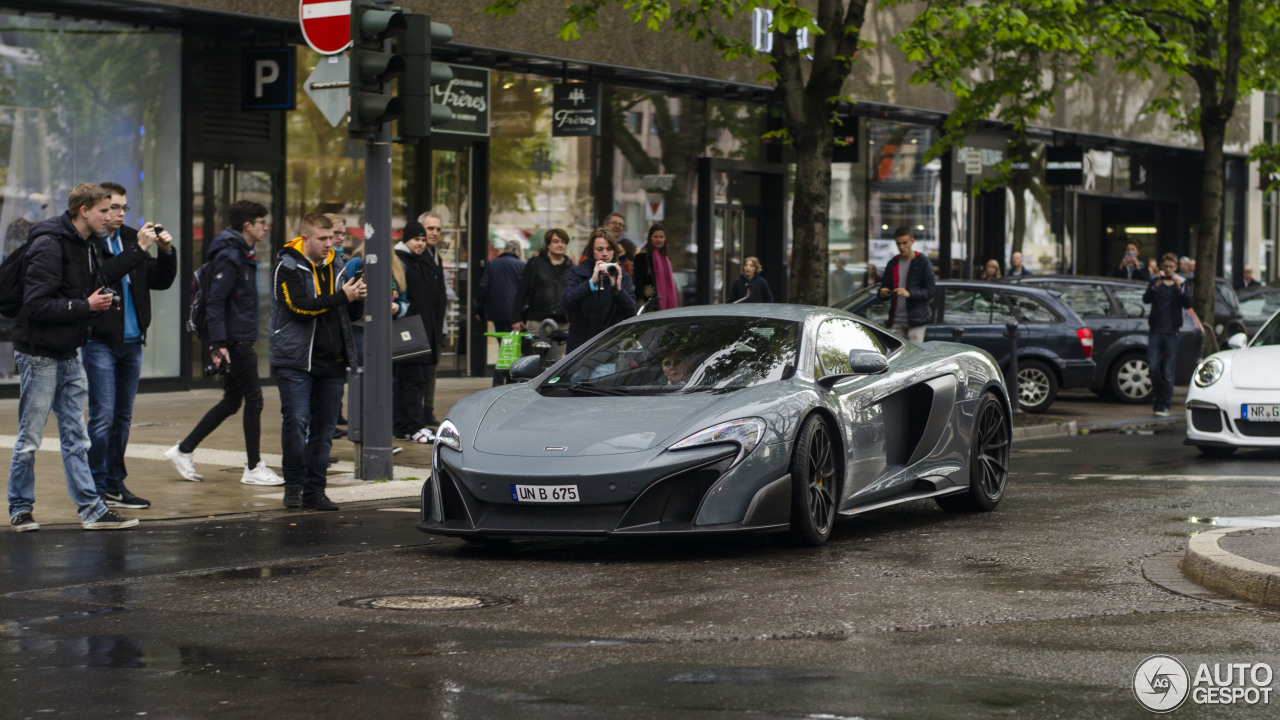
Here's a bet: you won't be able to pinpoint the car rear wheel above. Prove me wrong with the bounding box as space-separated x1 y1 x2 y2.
937 393 1009 512
1016 360 1057 414
789 414 837 547
1108 353 1153 404
1197 445 1238 458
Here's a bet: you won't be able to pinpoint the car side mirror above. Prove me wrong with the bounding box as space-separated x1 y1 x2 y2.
1226 333 1248 350
507 355 543 380
817 350 889 389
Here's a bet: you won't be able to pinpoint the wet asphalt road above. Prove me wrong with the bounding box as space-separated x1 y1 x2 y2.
4 427 1280 719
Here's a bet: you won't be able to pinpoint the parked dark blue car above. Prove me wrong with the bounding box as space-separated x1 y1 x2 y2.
836 281 1095 413
1003 275 1203 404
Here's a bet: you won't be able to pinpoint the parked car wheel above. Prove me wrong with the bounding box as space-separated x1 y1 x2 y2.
1108 353 1153 404
937 393 1009 512
1197 445 1237 458
1016 360 1058 413
789 414 838 547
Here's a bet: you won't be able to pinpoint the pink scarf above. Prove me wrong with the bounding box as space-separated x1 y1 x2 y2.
653 251 678 310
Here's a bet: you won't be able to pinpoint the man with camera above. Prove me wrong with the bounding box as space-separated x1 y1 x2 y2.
1144 252 1193 417
270 213 365 511
563 227 636 353
165 200 282 486
84 183 176 510
8 183 139 531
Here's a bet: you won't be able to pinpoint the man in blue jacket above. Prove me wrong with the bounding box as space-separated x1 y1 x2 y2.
85 182 176 510
1144 253 1194 417
270 213 365 511
877 226 936 343
164 200 282 486
8 183 138 531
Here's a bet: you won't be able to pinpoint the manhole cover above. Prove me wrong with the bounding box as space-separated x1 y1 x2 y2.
340 594 514 611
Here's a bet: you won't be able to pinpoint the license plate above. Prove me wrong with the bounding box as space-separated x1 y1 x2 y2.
1242 404 1280 421
510 484 580 503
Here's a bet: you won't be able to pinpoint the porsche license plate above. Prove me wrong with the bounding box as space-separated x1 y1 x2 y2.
1242 404 1280 421
511 484 580 503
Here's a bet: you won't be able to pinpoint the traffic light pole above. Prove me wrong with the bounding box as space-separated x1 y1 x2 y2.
360 88 396 482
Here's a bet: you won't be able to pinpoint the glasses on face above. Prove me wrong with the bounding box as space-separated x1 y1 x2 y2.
252 219 267 226
109 204 130 213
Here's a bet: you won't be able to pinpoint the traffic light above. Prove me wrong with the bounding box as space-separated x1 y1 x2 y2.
398 14 454 139
349 2 408 138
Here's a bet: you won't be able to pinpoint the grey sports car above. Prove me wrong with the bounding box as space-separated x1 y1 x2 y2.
418 305 1012 546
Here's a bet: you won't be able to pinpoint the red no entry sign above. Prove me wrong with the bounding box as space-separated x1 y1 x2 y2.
300 0 352 55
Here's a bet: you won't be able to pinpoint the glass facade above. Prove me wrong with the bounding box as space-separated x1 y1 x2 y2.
0 12 182 384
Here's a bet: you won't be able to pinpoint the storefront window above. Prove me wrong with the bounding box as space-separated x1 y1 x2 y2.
0 13 182 385
867 122 942 276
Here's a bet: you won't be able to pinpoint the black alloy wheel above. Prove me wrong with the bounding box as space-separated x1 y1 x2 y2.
789 414 838 546
937 393 1010 512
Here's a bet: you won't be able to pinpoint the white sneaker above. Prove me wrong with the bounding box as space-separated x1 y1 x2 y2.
164 444 204 482
241 461 285 486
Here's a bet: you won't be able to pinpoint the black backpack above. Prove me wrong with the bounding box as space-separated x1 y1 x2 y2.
0 239 33 319
186 251 220 340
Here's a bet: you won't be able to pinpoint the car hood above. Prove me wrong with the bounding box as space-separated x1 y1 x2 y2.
1229 345 1280 389
471 388 731 457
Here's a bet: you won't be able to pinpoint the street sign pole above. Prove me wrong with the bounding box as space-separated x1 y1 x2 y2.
359 38 396 482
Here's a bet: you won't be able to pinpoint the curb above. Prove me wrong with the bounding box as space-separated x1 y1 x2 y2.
1078 415 1185 433
1012 420 1078 442
1181 527 1280 608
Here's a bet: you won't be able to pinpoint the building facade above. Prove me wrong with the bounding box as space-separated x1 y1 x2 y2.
0 0 1265 391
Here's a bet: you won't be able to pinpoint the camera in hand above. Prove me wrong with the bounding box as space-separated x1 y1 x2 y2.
153 225 164 237
203 359 228 376
99 287 122 310
604 263 620 277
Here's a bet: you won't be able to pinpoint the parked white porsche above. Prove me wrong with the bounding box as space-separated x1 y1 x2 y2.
1185 308 1280 457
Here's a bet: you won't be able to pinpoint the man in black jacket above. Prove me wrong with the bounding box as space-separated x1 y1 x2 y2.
269 213 365 511
164 200 282 486
1144 253 1193 417
84 182 176 510
877 226 936 343
8 183 138 531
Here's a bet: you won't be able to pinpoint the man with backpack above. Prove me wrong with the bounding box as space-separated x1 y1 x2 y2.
84 182 177 511
7 183 139 531
164 200 283 486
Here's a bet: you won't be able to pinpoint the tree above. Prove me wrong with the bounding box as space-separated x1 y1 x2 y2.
892 0 1280 355
485 0 869 305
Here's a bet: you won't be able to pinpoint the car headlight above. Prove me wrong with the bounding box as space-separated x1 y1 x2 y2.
669 417 766 467
435 420 462 452
1193 358 1224 388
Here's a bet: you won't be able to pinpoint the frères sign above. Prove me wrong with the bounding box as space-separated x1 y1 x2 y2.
552 82 601 137
434 65 490 137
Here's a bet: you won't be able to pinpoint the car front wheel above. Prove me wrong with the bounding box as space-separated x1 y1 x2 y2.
789 414 837 547
1016 360 1058 414
1108 353 1153 404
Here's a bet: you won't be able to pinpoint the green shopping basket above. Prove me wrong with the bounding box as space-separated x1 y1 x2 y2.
484 331 530 370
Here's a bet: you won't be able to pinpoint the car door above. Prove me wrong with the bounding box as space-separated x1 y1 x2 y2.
815 317 894 501
931 286 1011 363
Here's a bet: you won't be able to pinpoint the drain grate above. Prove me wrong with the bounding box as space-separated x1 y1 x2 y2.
341 593 514 611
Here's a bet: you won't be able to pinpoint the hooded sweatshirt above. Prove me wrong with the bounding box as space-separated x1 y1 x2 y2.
268 237 362 376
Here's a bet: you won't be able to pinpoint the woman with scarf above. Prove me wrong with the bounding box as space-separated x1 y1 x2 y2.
632 223 678 313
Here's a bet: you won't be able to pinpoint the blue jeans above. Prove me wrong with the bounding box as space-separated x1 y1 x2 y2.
276 368 344 499
7 351 109 523
82 341 144 494
1147 331 1180 413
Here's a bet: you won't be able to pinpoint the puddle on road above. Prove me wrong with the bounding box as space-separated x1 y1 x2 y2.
194 565 315 580
1188 514 1280 528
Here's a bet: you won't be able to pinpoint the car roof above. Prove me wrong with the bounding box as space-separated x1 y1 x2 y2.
617 303 834 324
1001 274 1146 287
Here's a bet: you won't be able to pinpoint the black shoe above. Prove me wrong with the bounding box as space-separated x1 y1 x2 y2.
82 509 139 530
425 415 440 428
337 414 348 426
328 456 339 465
332 427 347 439
283 486 303 509
303 494 339 511
10 512 39 532
103 487 151 509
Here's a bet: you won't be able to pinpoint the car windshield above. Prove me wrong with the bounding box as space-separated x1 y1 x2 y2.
1239 291 1280 321
541 316 801 396
1251 312 1280 347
